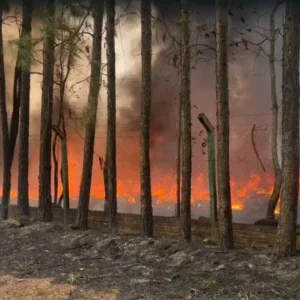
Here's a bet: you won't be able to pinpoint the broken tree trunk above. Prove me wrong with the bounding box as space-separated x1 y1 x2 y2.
198 113 217 241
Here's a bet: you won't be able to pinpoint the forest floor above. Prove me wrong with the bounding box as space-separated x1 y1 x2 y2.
0 220 299 300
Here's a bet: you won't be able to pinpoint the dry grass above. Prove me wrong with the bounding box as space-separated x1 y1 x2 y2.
0 275 118 300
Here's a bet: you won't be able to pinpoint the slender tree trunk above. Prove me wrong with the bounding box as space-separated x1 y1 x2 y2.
176 88 182 218
266 1 284 220
75 0 104 229
180 0 192 242
61 122 69 224
9 54 21 169
18 0 33 217
58 164 63 206
39 0 55 222
0 4 10 219
52 135 59 205
103 156 109 213
276 0 300 257
216 0 233 249
140 0 153 237
106 0 117 233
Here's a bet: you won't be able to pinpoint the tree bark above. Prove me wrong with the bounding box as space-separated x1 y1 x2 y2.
75 0 104 229
215 0 233 249
266 1 284 220
60 125 69 224
9 54 21 173
276 0 300 257
61 122 69 211
0 4 10 219
180 0 192 242
18 0 33 217
52 134 59 205
175 91 182 218
106 0 117 233
103 155 109 213
39 0 55 222
140 0 153 237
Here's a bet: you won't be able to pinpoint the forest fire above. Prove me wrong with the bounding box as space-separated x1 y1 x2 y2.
7 136 276 215
0 1 287 224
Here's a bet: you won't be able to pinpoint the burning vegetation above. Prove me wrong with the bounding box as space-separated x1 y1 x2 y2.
0 0 299 256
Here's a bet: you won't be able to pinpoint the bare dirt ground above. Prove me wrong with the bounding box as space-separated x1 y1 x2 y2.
0 220 299 300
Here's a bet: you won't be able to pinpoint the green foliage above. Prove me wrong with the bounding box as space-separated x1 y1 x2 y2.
9 36 41 72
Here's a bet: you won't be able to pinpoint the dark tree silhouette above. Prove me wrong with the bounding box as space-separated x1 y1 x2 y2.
39 0 55 222
215 0 234 249
140 0 153 237
180 0 192 242
276 0 300 257
75 0 104 229
105 0 118 233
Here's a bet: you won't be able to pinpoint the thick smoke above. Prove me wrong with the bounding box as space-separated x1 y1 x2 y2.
0 0 290 223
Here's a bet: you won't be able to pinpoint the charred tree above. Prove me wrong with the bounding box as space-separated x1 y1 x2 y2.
39 0 55 222
140 0 153 237
105 0 117 233
0 4 10 219
180 0 192 242
17 0 33 217
215 0 233 249
276 0 300 257
75 0 104 229
266 1 284 220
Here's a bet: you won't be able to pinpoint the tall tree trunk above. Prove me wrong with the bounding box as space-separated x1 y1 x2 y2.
39 0 55 222
180 0 192 242
266 1 284 220
75 0 104 229
216 0 233 249
61 120 69 210
18 0 33 217
140 0 153 237
9 55 21 170
175 90 182 218
276 0 300 257
60 119 69 224
0 4 10 219
106 0 117 233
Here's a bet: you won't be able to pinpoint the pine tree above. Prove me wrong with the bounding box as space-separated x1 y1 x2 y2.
39 0 55 222
18 0 33 217
276 0 300 257
75 0 104 229
0 3 10 219
215 0 234 249
105 0 117 233
180 0 192 242
266 1 284 220
140 0 153 237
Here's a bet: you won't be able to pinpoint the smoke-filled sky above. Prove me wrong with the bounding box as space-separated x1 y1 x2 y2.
0 0 290 223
